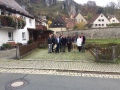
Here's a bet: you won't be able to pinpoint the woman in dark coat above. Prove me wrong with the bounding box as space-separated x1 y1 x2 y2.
61 35 67 52
66 35 72 52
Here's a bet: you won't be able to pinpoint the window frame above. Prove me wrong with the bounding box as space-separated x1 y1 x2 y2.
22 32 26 40
8 32 14 41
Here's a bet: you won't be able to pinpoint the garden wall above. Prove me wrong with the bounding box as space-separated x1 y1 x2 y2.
56 27 120 39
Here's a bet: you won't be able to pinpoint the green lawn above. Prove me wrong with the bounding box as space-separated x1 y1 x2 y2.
86 39 120 44
23 48 95 61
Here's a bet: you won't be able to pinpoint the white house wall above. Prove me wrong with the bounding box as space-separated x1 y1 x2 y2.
0 15 35 46
0 9 1 15
75 13 87 24
110 17 120 23
0 29 13 46
92 14 110 28
14 17 35 45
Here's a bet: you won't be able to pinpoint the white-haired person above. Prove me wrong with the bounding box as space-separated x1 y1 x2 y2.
76 36 82 52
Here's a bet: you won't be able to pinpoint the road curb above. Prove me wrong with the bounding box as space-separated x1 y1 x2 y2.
0 67 120 75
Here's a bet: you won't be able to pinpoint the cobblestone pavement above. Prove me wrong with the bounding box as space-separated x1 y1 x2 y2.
0 49 16 59
0 59 120 78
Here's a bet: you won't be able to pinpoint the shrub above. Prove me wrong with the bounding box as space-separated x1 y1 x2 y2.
74 22 86 29
107 23 120 27
85 42 117 49
2 43 12 49
27 40 33 44
17 42 22 46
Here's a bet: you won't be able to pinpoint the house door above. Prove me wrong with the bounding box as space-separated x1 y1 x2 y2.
33 31 38 42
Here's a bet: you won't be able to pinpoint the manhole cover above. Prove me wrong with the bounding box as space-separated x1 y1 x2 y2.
5 78 28 90
11 81 24 87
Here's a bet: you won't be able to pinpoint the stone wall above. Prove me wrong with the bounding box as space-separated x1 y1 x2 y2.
56 27 120 39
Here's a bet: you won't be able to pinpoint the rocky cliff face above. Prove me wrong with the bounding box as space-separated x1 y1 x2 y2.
15 0 57 5
30 0 40 3
43 0 57 6
62 0 80 17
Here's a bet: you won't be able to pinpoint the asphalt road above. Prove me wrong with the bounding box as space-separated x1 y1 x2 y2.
0 73 120 90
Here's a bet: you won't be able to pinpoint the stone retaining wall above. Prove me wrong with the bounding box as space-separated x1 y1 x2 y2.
56 27 120 39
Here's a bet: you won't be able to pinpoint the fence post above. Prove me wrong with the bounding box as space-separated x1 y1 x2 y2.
95 46 98 59
112 46 115 61
16 46 20 60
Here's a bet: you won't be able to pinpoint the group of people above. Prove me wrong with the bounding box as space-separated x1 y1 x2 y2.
47 33 86 53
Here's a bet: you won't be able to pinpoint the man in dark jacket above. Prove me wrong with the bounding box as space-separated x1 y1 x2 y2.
72 34 77 52
81 33 86 53
67 35 72 52
51 34 55 52
61 35 67 52
59 34 63 52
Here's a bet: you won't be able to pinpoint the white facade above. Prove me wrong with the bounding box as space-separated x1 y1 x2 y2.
0 9 35 46
75 13 87 24
13 17 35 45
109 17 119 24
92 14 110 28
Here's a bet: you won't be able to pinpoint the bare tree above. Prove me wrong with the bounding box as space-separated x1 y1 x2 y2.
105 1 116 14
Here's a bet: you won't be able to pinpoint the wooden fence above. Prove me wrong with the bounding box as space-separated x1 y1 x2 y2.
16 41 47 59
93 44 120 62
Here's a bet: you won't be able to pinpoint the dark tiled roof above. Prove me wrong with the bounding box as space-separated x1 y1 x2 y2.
88 14 100 24
107 15 118 20
0 0 34 18
49 15 66 28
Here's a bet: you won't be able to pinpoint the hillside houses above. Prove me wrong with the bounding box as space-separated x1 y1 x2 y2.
108 15 120 24
75 13 87 24
88 13 120 28
48 13 87 33
88 13 110 28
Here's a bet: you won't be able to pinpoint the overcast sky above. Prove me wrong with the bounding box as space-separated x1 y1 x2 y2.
74 0 118 6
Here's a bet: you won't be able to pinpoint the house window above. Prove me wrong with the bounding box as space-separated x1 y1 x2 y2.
98 19 101 22
102 24 104 26
95 24 97 26
29 19 32 26
99 24 101 26
113 20 115 22
81 19 83 22
1 10 5 15
101 15 103 17
102 19 104 21
23 16 26 21
79 19 81 22
8 32 13 41
22 32 26 40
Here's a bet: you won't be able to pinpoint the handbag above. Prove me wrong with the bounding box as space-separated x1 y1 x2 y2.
53 44 57 49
